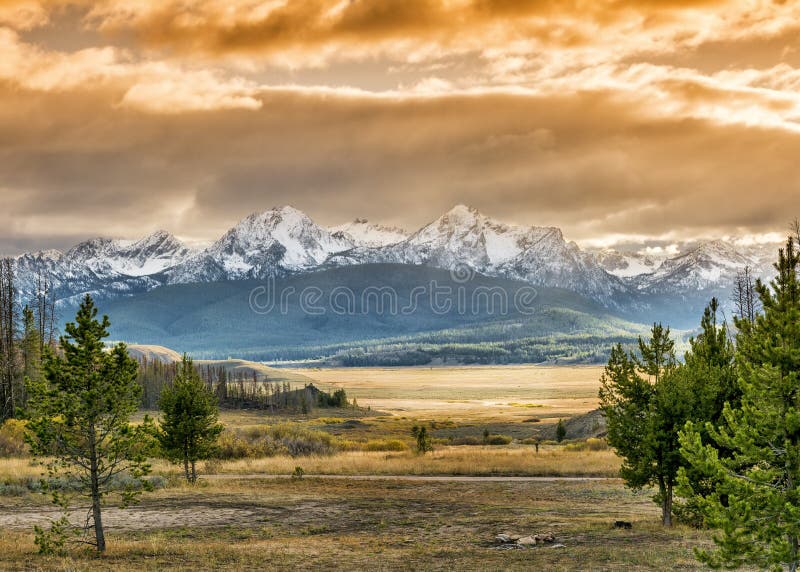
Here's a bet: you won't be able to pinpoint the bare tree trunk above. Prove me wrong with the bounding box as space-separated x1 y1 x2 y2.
0 259 17 421
191 460 197 484
88 424 106 552
660 479 673 527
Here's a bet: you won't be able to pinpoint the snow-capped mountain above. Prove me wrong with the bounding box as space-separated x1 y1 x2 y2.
14 230 193 307
7 204 787 319
633 240 756 294
166 206 354 282
326 205 629 305
66 231 195 278
594 249 661 278
330 219 409 247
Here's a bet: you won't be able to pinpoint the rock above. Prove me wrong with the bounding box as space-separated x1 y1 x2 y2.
516 536 537 546
537 532 555 543
495 534 513 544
550 543 566 549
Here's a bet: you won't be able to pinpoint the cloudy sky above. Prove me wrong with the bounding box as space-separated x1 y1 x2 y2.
1 0 799 254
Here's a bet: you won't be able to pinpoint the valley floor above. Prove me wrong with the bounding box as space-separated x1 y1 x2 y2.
0 365 732 570
0 477 716 571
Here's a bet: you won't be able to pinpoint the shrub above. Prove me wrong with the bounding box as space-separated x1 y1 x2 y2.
0 419 29 457
563 438 608 452
412 425 433 454
556 419 567 442
585 437 607 451
0 482 28 496
450 436 483 446
215 424 339 460
363 439 409 452
485 434 513 446
215 431 261 459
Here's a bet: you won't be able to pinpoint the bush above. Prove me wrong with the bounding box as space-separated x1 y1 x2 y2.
215 424 339 460
0 482 28 496
0 419 29 457
485 434 513 446
363 439 409 452
556 419 567 443
563 438 608 452
585 437 607 451
450 436 483 446
412 425 433 454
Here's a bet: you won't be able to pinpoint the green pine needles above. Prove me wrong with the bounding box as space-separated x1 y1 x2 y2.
157 354 223 483
25 295 153 553
680 237 800 570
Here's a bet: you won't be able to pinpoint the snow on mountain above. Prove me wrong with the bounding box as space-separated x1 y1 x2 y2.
331 219 409 247
9 204 789 315
399 204 539 268
498 232 629 305
167 206 354 282
634 240 755 293
327 204 628 306
64 231 195 278
14 231 194 307
594 249 661 278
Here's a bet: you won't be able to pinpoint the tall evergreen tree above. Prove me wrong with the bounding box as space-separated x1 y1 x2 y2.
600 324 685 526
26 295 151 553
158 354 223 483
672 299 739 525
680 237 800 569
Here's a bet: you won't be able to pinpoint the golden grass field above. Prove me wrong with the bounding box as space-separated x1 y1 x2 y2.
0 365 728 570
296 364 605 422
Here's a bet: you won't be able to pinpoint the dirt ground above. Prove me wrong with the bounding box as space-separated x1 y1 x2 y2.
0 477 718 571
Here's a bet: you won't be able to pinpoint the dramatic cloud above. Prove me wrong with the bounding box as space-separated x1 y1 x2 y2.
0 0 799 253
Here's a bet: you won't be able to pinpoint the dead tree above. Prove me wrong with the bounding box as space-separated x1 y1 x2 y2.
0 259 18 421
34 268 57 351
732 265 759 326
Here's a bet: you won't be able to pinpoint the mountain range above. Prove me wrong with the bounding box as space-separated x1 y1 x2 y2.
10 204 782 330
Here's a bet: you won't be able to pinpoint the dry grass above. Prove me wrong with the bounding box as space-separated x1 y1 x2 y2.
0 477 722 571
0 458 43 481
296 364 604 422
0 447 620 483
204 446 620 477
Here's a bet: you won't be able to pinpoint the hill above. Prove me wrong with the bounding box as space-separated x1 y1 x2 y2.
98 264 649 364
125 344 314 384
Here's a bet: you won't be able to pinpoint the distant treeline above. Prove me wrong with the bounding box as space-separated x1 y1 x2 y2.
330 333 644 367
136 357 350 412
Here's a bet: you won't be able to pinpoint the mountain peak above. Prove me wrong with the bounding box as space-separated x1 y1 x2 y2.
331 219 409 247
443 204 482 220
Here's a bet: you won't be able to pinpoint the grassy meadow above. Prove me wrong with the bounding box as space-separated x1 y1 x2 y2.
297 364 605 421
0 364 725 570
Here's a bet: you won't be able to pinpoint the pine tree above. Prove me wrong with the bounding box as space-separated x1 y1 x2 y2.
672 298 739 525
600 324 685 526
25 295 151 553
158 354 223 483
555 419 566 442
680 237 800 569
412 425 433 454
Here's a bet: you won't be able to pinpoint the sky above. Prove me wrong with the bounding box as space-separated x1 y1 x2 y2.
1 0 799 255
